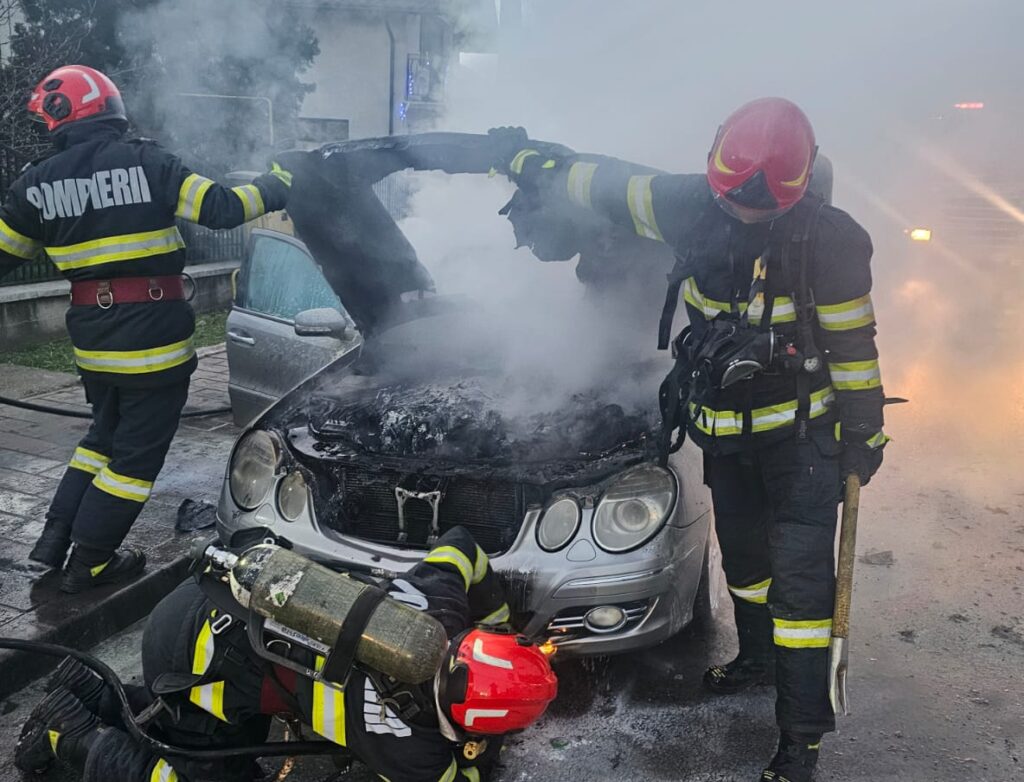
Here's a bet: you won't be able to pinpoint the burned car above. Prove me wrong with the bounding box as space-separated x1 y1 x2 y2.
217 134 718 656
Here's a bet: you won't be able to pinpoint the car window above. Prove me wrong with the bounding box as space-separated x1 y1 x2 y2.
241 235 347 322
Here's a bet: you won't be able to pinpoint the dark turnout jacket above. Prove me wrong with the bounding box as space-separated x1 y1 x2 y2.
510 151 886 453
0 122 288 387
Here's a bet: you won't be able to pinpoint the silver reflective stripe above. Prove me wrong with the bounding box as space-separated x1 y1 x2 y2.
627 175 663 241
566 162 597 207
829 367 881 384
93 468 152 502
231 185 265 221
74 340 194 372
176 174 215 221
48 229 183 268
150 759 178 782
0 219 39 258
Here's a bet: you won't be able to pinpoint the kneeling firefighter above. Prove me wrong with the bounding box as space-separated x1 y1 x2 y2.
0 65 292 592
14 525 558 782
490 98 888 781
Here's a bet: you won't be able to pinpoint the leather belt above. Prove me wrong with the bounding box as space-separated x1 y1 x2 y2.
70 275 189 308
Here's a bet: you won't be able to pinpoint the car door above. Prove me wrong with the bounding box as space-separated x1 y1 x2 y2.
226 229 361 426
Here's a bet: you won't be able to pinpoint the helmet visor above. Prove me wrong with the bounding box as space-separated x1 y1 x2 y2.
714 193 792 224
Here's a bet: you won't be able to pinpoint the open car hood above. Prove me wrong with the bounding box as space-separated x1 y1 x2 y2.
276 132 572 335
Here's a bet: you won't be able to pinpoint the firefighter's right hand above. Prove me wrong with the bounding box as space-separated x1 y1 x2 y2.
487 126 530 174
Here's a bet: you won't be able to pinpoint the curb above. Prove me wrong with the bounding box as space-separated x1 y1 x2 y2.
0 553 190 701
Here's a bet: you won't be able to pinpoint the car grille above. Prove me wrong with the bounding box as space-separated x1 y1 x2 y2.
316 465 530 554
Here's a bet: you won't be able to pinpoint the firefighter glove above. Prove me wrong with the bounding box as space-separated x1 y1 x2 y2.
487 126 530 174
841 441 884 486
269 161 293 188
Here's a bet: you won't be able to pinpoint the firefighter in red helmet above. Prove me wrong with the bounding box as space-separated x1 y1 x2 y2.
491 98 887 781
15 526 557 782
0 65 292 592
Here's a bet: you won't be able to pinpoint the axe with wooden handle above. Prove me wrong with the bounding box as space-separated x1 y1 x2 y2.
829 473 860 715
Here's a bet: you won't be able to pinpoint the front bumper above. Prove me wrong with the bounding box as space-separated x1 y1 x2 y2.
217 463 711 658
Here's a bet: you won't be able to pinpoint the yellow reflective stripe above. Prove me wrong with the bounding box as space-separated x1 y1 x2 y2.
89 560 110 577
541 159 556 169
74 338 195 375
472 545 488 585
728 577 771 605
509 149 539 175
816 294 875 331
424 546 474 590
175 173 215 221
46 227 184 270
626 175 663 241
0 217 40 259
681 278 794 324
48 729 61 754
773 617 833 649
150 758 179 782
192 618 215 675
461 767 481 782
866 431 890 449
828 359 882 391
566 162 597 208
69 446 110 475
189 681 227 721
439 760 459 782
311 655 347 746
232 184 266 221
690 387 835 437
92 466 153 503
768 296 797 324
479 602 511 626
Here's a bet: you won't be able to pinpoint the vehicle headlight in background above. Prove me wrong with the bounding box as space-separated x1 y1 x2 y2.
536 497 581 551
277 471 308 522
229 430 281 510
592 464 676 552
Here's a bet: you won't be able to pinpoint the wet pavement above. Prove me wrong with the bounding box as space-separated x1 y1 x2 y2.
0 346 237 694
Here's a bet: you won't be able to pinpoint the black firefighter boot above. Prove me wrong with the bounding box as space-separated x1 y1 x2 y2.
60 546 146 594
29 519 73 569
704 600 776 694
760 732 822 782
14 687 100 773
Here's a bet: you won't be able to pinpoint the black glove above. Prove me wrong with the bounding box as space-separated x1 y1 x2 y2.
487 126 530 174
841 442 884 486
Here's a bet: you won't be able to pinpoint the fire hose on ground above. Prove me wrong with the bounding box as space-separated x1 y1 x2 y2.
0 637 347 760
0 395 231 419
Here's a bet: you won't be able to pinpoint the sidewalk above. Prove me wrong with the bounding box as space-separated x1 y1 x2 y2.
0 345 238 697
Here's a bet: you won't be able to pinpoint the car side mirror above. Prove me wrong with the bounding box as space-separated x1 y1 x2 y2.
294 308 348 339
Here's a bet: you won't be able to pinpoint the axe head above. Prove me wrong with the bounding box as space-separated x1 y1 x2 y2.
827 636 850 715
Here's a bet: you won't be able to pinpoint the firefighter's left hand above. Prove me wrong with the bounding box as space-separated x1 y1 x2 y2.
487 126 530 173
841 442 884 486
269 161 293 188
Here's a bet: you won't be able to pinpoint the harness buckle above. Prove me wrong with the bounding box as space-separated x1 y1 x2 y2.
148 278 164 301
96 281 113 309
210 613 233 636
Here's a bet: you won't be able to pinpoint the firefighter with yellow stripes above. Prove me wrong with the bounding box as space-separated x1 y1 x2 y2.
491 98 887 782
0 65 291 592
14 526 557 782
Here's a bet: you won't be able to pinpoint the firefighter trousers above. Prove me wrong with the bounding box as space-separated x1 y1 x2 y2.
44 377 189 555
704 430 842 735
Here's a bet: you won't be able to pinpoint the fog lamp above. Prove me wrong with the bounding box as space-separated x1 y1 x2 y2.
277 471 308 522
584 606 627 633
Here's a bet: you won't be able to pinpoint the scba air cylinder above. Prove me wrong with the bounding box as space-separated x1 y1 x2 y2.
229 544 447 683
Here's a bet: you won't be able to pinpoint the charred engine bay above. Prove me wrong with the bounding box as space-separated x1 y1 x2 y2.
290 378 657 487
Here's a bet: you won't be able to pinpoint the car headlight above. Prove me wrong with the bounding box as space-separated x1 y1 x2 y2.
229 430 282 510
277 471 308 522
592 464 676 553
536 497 580 551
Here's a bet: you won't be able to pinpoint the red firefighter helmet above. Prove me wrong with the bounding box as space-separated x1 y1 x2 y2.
438 628 557 736
706 97 816 223
27 65 126 133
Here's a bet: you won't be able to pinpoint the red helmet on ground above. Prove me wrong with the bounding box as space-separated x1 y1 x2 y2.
438 628 558 736
27 65 126 133
706 97 816 223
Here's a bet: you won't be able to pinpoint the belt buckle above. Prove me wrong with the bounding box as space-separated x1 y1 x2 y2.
96 281 113 309
148 278 164 302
